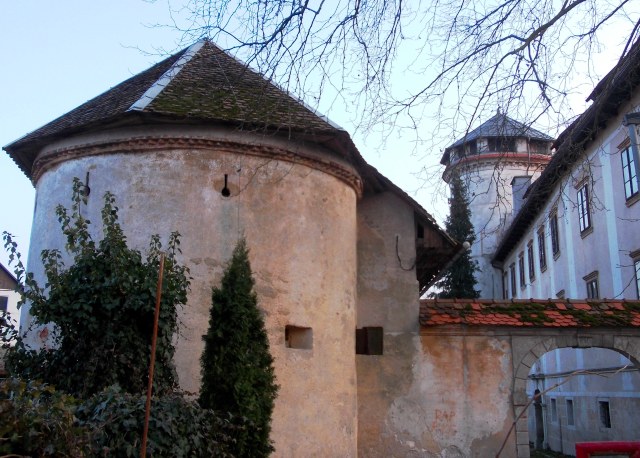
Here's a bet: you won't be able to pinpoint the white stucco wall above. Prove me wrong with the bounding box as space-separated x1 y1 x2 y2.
457 157 547 298
500 94 640 301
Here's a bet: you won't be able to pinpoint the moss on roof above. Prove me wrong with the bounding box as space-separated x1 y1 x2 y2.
421 299 640 328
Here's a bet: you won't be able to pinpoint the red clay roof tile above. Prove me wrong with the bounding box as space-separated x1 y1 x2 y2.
420 299 640 328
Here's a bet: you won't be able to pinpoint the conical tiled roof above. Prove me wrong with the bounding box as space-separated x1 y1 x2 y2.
448 112 553 148
440 112 554 164
3 40 464 288
5 40 343 175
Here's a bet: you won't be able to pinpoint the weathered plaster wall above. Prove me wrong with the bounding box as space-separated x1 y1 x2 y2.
356 191 422 456
418 332 515 457
24 125 359 457
356 193 517 457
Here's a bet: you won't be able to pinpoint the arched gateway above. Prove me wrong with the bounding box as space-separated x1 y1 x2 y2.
420 298 640 458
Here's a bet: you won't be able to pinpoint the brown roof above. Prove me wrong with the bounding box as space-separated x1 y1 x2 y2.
441 112 553 165
493 37 640 264
5 40 345 176
0 262 18 291
420 298 640 328
2 40 462 290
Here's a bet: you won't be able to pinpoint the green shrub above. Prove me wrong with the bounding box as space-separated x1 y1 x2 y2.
0 378 241 457
78 386 238 457
4 178 189 397
0 378 91 457
199 238 278 457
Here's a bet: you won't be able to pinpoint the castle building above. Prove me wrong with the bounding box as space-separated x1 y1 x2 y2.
440 112 554 298
3 39 460 456
440 38 640 454
5 37 640 458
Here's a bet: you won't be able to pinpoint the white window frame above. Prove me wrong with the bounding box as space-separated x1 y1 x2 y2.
577 184 592 233
622 145 639 200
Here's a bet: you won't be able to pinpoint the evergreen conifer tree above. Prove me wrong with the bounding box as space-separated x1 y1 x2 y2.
437 174 480 298
199 238 278 457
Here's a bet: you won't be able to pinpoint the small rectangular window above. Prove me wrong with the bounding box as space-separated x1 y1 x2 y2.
356 327 383 355
551 398 558 422
566 399 575 426
510 263 516 298
550 211 560 257
285 325 313 350
518 252 526 288
502 271 509 299
621 146 639 200
538 228 547 271
599 400 611 428
635 258 640 300
577 184 592 233
0 296 8 313
527 241 535 282
584 271 599 299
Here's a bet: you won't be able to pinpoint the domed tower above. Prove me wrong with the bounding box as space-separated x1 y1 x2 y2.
440 111 554 298
5 40 362 456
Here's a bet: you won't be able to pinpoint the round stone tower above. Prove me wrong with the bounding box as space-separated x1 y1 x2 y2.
440 112 554 298
6 40 361 456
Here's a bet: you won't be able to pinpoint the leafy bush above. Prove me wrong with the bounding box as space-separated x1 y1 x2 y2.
3 178 190 397
78 386 238 457
0 378 90 457
0 378 240 457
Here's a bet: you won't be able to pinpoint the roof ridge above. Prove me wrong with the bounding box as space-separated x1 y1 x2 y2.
128 40 206 112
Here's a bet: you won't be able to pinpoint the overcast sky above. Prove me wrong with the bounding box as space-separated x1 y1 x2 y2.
0 1 628 271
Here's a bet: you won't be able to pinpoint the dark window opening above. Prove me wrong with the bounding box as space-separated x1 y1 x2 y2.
502 271 509 299
530 140 550 154
635 258 640 299
550 212 560 256
538 229 547 270
566 399 575 426
510 264 516 298
622 146 639 200
356 327 383 355
599 400 611 428
527 241 535 281
488 137 516 152
577 184 592 233
285 325 313 349
466 141 477 155
0 296 7 312
584 271 599 299
518 252 526 288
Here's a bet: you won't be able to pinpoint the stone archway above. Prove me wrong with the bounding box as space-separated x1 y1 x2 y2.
510 330 640 458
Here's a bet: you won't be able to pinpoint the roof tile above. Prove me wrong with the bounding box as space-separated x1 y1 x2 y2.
420 299 640 328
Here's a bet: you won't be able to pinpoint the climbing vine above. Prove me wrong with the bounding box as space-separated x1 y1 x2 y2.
3 178 190 397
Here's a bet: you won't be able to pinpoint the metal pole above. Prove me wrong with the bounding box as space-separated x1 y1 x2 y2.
141 253 165 458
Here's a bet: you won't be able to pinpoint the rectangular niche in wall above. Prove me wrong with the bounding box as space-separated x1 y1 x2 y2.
356 327 383 355
285 325 313 350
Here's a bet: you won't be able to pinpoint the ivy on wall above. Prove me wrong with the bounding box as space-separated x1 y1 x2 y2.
3 178 190 397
